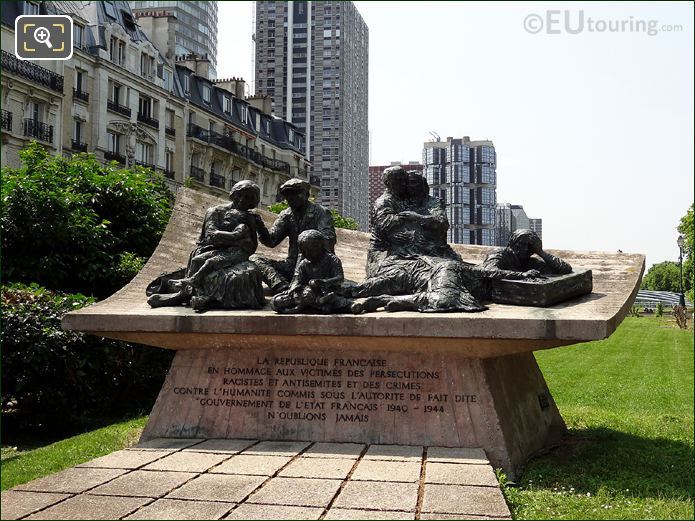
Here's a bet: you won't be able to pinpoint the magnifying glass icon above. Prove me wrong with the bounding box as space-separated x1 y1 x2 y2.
34 26 53 49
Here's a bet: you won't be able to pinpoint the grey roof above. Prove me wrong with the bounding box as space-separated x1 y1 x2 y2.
635 290 692 308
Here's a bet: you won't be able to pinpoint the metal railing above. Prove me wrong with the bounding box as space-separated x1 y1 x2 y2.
73 88 89 102
104 150 126 164
165 126 176 137
23 119 53 143
71 139 87 152
190 166 205 182
137 112 159 129
107 100 131 117
210 172 225 188
2 110 12 132
135 160 156 170
2 50 64 93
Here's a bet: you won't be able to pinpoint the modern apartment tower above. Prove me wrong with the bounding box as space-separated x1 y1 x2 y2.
495 204 543 246
529 218 543 240
423 136 497 245
254 1 369 228
131 1 218 78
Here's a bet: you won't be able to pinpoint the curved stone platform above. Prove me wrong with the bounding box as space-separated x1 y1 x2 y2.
61 188 645 478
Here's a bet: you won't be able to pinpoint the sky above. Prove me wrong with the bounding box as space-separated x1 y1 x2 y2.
217 1 694 268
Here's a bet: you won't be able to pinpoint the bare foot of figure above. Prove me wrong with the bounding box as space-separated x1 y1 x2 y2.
350 301 364 315
362 296 390 312
147 289 191 308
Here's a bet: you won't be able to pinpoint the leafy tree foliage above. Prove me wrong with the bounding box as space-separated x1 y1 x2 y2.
1 283 173 428
1 142 173 298
677 204 693 302
267 200 359 230
641 261 682 293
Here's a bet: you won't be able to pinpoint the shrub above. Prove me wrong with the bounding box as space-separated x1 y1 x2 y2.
1 284 174 428
628 305 642 317
0 143 173 298
672 305 688 330
656 301 664 317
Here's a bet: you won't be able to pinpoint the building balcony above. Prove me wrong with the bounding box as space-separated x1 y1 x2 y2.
2 50 64 93
190 166 205 182
210 172 225 188
165 126 176 137
186 123 208 141
71 139 88 152
2 110 12 132
137 112 159 129
135 160 156 170
23 119 53 143
73 88 89 103
107 100 131 117
104 150 126 164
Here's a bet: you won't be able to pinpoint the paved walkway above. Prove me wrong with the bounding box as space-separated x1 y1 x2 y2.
1 439 511 520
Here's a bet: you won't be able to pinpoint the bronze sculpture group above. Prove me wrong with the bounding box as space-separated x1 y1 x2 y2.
147 166 585 313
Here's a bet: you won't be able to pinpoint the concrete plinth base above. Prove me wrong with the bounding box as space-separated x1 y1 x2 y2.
141 346 566 478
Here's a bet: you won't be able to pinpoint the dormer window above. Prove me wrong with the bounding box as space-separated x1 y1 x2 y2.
73 23 84 49
264 119 270 134
223 96 232 114
183 74 190 94
288 127 295 143
202 85 211 104
240 104 248 124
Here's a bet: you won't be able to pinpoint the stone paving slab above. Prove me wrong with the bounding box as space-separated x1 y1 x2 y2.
246 477 342 508
124 498 235 520
425 462 499 486
166 473 266 503
278 457 355 479
210 455 292 476
0 491 70 520
78 449 173 469
2 442 509 520
127 438 204 451
182 439 257 454
90 470 197 498
24 494 150 520
14 467 127 494
143 451 231 473
225 503 324 520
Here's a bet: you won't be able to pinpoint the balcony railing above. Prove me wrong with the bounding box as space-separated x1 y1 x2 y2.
2 110 12 132
107 100 131 117
73 88 89 103
185 124 291 175
2 50 64 93
71 139 88 152
135 160 156 170
165 126 176 137
210 172 225 188
23 119 53 143
104 150 126 164
137 112 159 129
190 166 205 182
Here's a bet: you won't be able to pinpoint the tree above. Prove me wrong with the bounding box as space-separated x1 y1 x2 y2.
1 142 174 298
267 201 359 230
677 204 693 302
641 261 683 293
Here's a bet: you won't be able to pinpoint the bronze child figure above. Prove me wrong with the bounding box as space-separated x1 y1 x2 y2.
271 230 363 315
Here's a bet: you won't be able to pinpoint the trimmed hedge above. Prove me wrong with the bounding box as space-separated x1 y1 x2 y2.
1 284 174 428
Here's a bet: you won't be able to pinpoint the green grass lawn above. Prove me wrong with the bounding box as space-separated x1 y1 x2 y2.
503 316 694 520
1 417 146 491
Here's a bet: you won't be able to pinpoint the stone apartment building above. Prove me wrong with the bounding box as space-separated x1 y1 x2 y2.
1 1 310 207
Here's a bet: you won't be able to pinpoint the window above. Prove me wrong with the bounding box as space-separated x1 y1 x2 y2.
138 95 152 118
223 96 231 114
165 150 174 172
162 68 172 91
111 82 121 103
75 69 85 91
25 2 39 15
240 104 248 124
28 101 41 122
107 131 121 153
140 53 154 78
135 141 152 164
73 119 82 142
165 109 175 129
202 84 211 104
288 127 295 143
73 23 84 49
110 37 125 65
183 74 190 94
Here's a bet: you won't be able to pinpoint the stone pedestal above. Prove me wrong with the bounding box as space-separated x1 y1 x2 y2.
141 346 566 478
